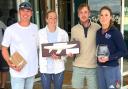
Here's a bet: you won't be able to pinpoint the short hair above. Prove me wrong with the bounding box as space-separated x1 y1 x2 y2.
77 3 90 13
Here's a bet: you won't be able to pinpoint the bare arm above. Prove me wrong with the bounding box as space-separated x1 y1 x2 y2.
2 46 22 72
2 46 11 65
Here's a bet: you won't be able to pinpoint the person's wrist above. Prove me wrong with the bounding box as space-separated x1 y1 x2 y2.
7 58 13 65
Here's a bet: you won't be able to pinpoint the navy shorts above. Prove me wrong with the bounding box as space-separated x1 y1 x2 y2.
0 51 9 72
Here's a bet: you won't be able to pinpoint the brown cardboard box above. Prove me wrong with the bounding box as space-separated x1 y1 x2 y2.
10 51 27 67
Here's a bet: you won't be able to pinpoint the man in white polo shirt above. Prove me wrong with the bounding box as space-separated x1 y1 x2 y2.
1 2 38 89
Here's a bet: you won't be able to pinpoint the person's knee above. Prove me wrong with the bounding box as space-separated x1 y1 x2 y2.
86 76 98 89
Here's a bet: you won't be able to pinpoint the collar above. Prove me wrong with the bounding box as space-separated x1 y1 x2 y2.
80 19 91 29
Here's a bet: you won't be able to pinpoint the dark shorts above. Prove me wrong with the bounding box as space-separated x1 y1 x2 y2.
0 51 9 72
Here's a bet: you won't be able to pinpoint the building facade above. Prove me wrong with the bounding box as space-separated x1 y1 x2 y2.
0 0 87 35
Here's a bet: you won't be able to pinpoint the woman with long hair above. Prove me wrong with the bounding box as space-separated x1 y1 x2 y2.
96 6 127 89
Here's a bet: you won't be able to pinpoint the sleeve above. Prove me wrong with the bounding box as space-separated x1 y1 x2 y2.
70 27 76 41
109 30 128 60
2 28 11 47
35 26 39 48
95 23 101 31
61 30 69 62
65 31 69 42
59 29 69 42
38 30 44 53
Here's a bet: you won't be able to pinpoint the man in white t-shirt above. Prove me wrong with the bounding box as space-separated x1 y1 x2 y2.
1 2 38 89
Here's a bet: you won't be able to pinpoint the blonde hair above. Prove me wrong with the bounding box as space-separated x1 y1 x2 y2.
45 10 56 19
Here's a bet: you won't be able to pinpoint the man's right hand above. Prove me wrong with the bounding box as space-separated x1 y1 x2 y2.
67 53 74 58
7 60 22 72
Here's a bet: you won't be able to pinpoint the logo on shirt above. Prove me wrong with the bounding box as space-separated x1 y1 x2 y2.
105 33 111 39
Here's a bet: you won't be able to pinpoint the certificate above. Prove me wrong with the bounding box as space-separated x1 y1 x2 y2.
42 41 80 57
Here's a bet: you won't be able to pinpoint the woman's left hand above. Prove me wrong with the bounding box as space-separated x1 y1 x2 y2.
98 56 109 63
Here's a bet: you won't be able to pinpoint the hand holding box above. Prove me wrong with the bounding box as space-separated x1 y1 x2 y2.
10 51 27 68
